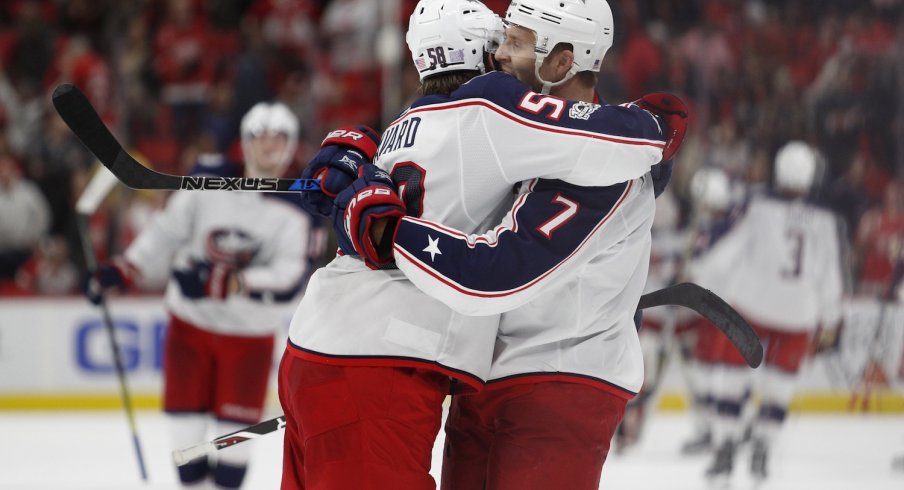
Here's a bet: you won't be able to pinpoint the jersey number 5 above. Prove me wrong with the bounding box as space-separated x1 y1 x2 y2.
518 93 565 121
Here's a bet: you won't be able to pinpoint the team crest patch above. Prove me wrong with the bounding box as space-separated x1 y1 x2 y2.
569 101 601 120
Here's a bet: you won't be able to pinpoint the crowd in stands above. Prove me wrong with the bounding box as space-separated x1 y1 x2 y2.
0 0 902 300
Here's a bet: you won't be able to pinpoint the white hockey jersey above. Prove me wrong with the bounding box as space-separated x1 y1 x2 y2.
125 189 316 336
287 72 665 392
690 195 845 332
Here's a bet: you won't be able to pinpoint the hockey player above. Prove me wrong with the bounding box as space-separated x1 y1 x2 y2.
85 102 319 489
278 1 685 489
303 1 686 489
690 141 846 483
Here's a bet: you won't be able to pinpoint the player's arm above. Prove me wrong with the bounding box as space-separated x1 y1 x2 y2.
84 190 194 304
461 74 684 186
390 177 648 316
237 213 311 303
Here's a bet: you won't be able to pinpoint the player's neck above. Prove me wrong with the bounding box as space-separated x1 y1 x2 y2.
550 77 594 103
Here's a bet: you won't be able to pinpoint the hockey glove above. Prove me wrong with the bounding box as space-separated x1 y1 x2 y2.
172 261 240 300
651 159 673 198
300 125 381 216
332 164 406 270
83 261 132 305
633 93 689 162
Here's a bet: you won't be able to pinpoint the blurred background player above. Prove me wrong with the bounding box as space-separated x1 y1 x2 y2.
677 166 745 456
85 102 319 489
689 141 847 483
615 166 738 454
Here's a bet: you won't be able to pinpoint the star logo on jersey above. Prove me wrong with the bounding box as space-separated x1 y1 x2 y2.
423 235 442 262
569 101 601 120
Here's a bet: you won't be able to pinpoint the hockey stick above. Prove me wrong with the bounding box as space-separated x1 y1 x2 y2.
172 415 286 466
638 282 762 368
75 167 149 481
173 282 760 465
51 84 319 193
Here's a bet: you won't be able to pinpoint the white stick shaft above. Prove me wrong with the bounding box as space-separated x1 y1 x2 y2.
75 165 119 214
172 442 217 466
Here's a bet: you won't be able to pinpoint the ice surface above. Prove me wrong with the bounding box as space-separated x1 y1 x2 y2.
1 407 902 489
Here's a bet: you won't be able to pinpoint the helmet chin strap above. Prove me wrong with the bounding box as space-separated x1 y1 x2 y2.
534 57 578 95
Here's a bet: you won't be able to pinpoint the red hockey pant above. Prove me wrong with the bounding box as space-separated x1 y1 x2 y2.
278 352 450 490
441 381 628 490
163 315 274 423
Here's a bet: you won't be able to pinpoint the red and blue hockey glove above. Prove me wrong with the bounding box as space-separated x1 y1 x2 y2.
172 261 240 300
83 261 133 305
633 92 688 162
300 125 381 216
332 164 406 270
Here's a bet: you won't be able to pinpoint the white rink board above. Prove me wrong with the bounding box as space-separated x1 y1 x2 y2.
0 298 288 399
0 297 901 408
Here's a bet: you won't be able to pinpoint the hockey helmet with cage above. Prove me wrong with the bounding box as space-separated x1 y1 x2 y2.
504 0 614 93
240 102 300 172
407 0 505 81
774 141 818 194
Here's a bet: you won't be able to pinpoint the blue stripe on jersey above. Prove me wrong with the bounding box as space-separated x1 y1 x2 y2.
393 179 631 295
406 71 665 142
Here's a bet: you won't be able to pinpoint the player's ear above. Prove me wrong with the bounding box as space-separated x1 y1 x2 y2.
551 46 574 79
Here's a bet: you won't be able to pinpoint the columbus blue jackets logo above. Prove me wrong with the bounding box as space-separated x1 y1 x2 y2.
569 101 601 120
206 228 262 267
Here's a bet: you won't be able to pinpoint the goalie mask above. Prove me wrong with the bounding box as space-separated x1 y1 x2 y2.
503 0 614 93
774 141 819 194
407 0 505 81
240 102 300 177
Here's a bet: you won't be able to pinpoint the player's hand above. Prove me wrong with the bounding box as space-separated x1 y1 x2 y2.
173 261 241 300
332 164 406 270
82 262 131 305
633 93 688 162
300 125 381 216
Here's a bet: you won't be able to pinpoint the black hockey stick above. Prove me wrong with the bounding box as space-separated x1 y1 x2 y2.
638 282 762 368
172 282 760 465
74 168 148 481
172 415 286 465
51 84 319 193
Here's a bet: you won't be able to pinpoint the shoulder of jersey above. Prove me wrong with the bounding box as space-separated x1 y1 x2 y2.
406 72 526 111
408 71 663 141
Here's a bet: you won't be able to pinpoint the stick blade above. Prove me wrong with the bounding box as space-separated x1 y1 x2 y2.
640 283 764 368
51 84 123 166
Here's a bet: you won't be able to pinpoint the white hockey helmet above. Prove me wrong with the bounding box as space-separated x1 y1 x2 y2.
690 167 732 211
240 101 299 173
407 0 504 81
504 0 614 92
774 141 818 193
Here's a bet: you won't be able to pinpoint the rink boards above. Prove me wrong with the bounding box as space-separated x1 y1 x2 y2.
0 297 902 412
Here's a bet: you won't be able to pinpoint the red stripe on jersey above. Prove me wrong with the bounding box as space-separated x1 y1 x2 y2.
389 101 665 149
393 180 634 298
